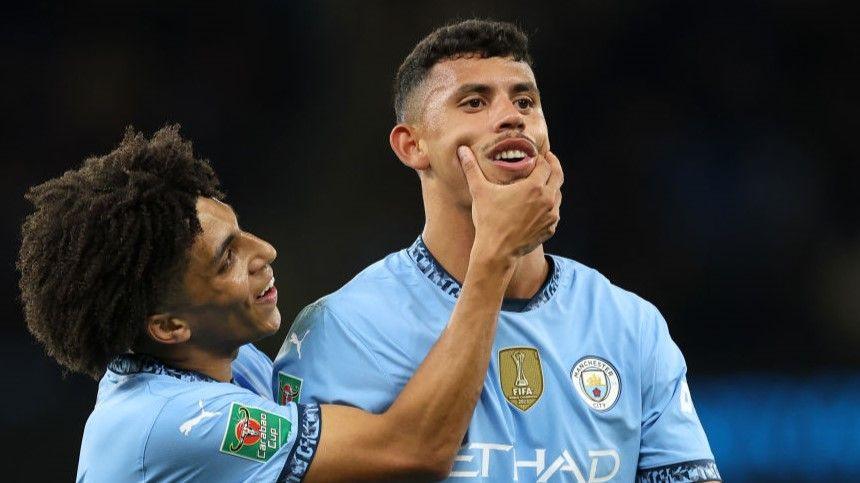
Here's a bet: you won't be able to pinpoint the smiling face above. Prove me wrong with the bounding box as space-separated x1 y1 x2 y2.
405 55 550 205
168 197 280 351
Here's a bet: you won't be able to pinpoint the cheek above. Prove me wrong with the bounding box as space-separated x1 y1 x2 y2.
531 116 550 151
428 125 482 171
203 274 250 311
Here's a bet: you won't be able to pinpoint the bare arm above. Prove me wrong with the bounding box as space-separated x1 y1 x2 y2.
303 149 563 482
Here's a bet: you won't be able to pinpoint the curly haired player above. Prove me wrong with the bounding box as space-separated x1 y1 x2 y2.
19 124 561 481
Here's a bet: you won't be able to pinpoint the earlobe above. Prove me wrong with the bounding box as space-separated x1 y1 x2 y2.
145 313 191 345
390 124 430 171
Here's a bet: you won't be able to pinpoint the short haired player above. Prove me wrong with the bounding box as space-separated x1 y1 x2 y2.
274 19 720 482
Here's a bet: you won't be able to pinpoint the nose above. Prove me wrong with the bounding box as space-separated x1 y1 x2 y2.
493 100 526 132
246 233 277 275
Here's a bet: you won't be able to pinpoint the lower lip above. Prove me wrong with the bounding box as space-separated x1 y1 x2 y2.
491 155 536 172
255 286 278 305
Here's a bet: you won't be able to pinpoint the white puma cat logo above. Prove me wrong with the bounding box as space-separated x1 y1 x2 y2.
179 400 221 436
289 330 310 359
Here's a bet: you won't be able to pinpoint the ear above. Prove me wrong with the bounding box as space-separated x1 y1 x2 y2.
145 313 191 345
390 123 430 171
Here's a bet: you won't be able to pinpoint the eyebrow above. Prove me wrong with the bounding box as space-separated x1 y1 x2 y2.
213 232 237 266
451 83 493 99
512 82 540 97
450 82 541 100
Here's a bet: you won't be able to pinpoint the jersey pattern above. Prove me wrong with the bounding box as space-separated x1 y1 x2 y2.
274 237 720 482
77 348 320 482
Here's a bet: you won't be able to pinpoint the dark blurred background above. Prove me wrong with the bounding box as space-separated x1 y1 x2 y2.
2 1 858 481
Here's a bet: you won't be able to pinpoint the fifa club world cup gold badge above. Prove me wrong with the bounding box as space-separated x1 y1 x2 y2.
499 347 544 411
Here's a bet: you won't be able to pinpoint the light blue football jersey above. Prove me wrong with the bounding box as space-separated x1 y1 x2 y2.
233 343 277 400
273 237 720 482
77 346 320 482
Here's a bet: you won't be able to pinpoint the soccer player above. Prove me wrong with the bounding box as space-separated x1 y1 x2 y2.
273 20 721 482
18 124 561 481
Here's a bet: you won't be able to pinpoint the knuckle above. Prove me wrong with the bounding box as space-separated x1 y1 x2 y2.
542 198 555 211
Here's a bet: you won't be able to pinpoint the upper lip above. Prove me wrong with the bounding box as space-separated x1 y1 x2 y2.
487 136 538 161
255 275 275 298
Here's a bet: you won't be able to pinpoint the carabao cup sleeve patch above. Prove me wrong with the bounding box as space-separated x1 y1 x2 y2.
219 402 292 463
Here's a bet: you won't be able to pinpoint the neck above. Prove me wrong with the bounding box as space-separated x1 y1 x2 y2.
147 344 237 382
421 188 549 299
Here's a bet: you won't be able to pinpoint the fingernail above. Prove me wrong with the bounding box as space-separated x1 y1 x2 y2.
457 146 468 160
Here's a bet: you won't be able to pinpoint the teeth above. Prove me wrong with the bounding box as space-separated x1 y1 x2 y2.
494 149 528 160
257 277 275 298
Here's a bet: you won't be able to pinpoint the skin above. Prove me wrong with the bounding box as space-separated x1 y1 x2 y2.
143 197 280 382
392 54 717 483
139 167 562 480
390 55 558 300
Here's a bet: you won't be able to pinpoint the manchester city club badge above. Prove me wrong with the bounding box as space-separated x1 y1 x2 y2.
570 356 621 411
498 347 544 411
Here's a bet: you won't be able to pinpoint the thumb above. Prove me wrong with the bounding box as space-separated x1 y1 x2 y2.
457 146 488 191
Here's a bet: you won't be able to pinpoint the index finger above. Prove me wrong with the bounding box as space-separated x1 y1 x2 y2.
544 151 564 189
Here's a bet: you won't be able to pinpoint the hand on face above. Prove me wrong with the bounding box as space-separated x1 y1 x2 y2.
457 145 563 261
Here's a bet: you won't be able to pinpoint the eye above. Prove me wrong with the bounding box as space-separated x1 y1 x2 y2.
460 97 486 111
515 97 535 110
219 248 235 273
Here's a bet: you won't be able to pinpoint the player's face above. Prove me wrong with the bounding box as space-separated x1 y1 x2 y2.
175 197 280 349
417 56 549 201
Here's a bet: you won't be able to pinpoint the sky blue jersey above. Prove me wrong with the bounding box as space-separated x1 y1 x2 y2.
273 237 720 482
77 345 320 482
233 343 277 400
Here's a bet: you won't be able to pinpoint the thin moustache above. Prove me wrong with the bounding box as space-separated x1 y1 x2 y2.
483 133 539 156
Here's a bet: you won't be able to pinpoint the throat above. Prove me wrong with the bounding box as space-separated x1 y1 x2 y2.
505 254 551 300
420 224 550 300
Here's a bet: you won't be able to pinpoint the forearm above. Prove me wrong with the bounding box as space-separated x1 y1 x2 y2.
382 249 514 473
306 252 513 482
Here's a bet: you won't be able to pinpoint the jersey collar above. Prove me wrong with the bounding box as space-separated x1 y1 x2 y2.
107 353 225 384
407 236 561 312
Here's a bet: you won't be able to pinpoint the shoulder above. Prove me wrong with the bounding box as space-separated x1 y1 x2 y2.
148 378 259 422
81 375 261 477
146 381 297 458
333 248 417 304
551 254 661 324
292 248 417 331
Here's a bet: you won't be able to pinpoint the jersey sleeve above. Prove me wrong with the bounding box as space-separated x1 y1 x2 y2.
233 343 275 400
272 299 394 412
637 308 722 482
144 386 321 483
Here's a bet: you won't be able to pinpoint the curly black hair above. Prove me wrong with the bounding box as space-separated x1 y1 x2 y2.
393 19 533 123
17 125 224 379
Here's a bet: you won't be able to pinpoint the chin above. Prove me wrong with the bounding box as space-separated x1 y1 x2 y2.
482 163 534 185
269 309 283 332
259 309 282 337
491 171 529 185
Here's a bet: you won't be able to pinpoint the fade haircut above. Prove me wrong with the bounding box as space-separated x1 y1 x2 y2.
393 19 533 123
17 125 224 379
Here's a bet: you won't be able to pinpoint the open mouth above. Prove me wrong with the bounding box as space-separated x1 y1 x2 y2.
255 277 276 302
487 138 538 170
493 149 530 162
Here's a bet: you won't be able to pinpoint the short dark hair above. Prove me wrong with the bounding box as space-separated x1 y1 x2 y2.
393 19 533 122
17 125 224 379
